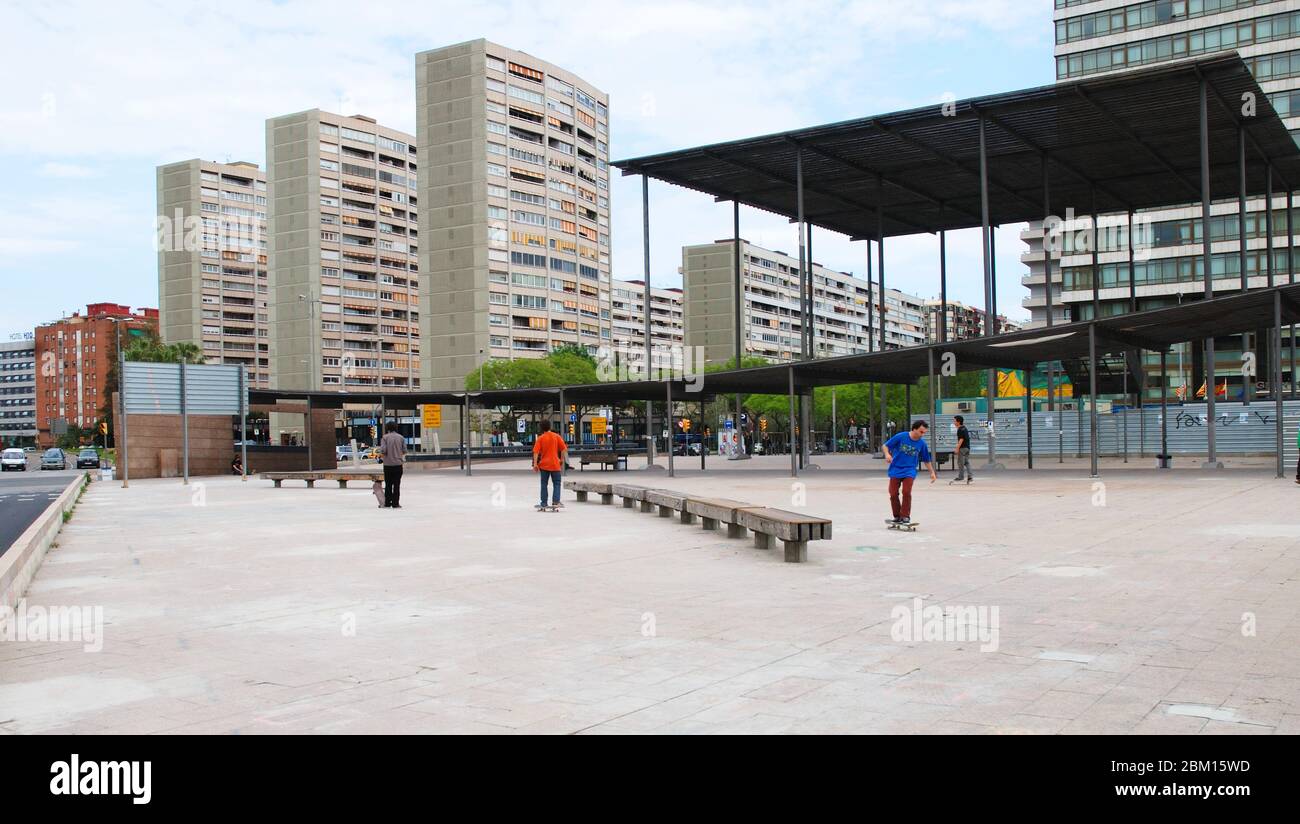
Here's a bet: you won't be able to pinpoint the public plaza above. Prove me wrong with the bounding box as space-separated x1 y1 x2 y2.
2 457 1296 735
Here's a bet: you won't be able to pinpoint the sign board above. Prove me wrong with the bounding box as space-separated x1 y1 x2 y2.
591 416 607 435
516 419 526 434
421 404 442 428
569 413 577 423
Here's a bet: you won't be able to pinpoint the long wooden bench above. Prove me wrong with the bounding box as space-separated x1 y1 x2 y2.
611 484 653 511
683 497 756 539
735 507 833 563
261 470 382 489
643 489 691 523
563 479 614 505
564 483 832 564
579 451 627 471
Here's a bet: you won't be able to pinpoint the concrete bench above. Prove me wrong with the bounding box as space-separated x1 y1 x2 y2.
262 470 382 489
564 479 614 505
682 497 756 538
579 451 627 471
611 484 651 510
644 489 691 522
734 507 833 563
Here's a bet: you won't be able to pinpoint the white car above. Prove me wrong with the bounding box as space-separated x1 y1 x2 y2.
1 448 28 471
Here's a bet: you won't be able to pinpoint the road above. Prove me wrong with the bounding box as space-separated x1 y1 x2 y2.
0 459 84 559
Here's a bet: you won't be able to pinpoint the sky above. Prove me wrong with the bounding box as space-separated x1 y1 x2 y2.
0 0 1055 339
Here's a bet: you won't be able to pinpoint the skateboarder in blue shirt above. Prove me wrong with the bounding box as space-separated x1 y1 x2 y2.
882 420 937 526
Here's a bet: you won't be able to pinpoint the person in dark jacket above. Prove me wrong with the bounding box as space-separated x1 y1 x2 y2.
379 422 406 509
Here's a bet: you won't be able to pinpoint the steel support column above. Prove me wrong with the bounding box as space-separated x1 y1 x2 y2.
733 200 745 454
666 381 674 478
1239 127 1249 294
1026 370 1034 470
1089 323 1100 478
239 368 248 482
939 227 948 402
878 207 888 452
642 175 656 467
180 360 189 485
1201 78 1222 469
788 366 797 478
1275 291 1285 479
1042 156 1055 411
1290 188 1297 400
1160 350 1170 467
979 116 999 470
465 396 473 477
927 348 936 443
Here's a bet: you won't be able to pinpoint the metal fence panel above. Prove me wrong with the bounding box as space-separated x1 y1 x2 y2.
916 400 1300 458
123 362 244 416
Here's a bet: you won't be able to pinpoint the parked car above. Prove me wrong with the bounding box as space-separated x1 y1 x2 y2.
335 445 355 462
1 448 27 471
76 448 101 469
40 448 67 470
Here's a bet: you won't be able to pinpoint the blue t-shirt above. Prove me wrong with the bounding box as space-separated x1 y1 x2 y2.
885 432 931 479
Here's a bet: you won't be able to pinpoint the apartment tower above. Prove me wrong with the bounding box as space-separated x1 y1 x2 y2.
157 159 270 387
681 239 928 366
266 110 420 391
416 39 612 394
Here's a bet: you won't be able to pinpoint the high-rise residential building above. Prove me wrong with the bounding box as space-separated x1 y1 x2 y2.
266 110 420 391
923 299 1020 343
1022 0 1300 396
34 304 157 447
610 279 684 352
0 337 37 448
681 239 928 366
417 39 612 394
157 159 270 388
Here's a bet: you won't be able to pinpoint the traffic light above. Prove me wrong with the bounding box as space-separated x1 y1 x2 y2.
568 423 575 436
99 421 108 436
369 425 378 441
682 418 691 432
569 405 576 413
759 418 768 432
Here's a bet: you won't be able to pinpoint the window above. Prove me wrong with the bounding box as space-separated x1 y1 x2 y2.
508 85 544 105
511 251 546 268
512 294 547 309
548 77 573 98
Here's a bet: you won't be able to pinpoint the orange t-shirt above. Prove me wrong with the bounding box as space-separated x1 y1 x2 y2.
532 430 567 471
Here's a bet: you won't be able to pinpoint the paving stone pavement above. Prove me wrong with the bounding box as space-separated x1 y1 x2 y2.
1 456 1297 734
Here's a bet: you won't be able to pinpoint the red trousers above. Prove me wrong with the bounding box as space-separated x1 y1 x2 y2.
888 476 915 519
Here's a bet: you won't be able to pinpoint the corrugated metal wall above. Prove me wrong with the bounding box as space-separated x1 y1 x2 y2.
123 362 244 416
914 401 1300 458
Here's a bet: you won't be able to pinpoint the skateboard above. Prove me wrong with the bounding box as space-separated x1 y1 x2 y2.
886 520 920 532
536 504 564 512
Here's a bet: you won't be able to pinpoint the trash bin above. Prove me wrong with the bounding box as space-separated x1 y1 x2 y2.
100 466 115 482
1155 454 1172 470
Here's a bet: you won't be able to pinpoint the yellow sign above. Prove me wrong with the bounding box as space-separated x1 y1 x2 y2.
591 416 607 435
421 404 442 428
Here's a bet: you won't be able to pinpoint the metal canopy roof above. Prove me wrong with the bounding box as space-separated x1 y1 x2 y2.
245 285 1300 410
614 54 1300 240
